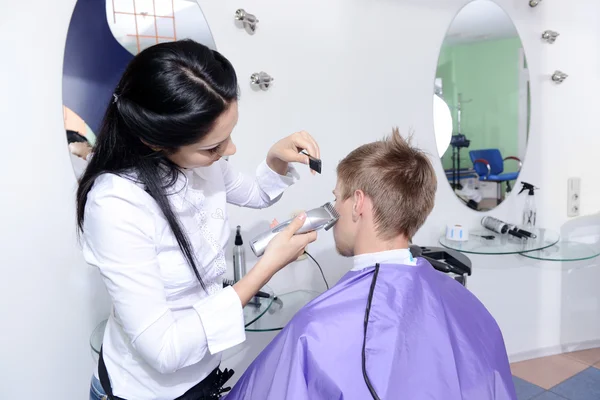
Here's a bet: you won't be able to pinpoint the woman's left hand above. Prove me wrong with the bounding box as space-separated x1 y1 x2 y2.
266 131 320 175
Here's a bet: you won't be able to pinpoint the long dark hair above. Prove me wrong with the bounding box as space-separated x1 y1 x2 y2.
77 40 239 289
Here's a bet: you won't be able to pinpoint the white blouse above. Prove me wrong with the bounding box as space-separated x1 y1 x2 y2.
82 158 297 400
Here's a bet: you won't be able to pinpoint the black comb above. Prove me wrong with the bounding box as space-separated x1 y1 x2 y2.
302 151 321 174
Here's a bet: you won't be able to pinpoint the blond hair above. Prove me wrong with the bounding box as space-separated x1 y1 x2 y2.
336 128 437 240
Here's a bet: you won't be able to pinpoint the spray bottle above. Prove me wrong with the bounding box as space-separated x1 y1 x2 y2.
518 182 538 228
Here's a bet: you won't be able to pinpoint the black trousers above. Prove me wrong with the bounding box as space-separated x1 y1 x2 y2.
99 348 235 400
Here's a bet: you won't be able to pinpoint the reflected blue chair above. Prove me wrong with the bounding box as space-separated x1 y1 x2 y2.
469 149 522 204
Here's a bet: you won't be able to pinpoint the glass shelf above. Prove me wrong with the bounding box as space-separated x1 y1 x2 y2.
244 290 321 332
89 286 310 355
439 228 560 255
243 285 275 327
519 241 600 262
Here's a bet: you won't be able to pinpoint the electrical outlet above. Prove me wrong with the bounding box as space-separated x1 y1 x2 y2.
290 210 308 261
567 177 581 217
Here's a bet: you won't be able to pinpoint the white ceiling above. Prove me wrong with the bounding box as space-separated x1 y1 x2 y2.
444 0 519 45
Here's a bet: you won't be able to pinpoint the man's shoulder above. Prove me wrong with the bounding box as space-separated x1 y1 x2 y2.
282 285 366 340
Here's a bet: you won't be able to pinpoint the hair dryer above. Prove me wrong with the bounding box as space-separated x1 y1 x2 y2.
250 202 339 257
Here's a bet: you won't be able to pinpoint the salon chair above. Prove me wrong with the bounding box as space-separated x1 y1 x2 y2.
469 149 522 204
410 245 471 286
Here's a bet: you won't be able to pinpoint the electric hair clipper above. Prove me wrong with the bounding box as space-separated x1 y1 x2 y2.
250 202 339 257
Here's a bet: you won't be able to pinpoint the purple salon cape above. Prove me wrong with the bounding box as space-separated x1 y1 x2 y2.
227 259 516 400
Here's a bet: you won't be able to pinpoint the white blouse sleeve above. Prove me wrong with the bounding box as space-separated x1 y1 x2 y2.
219 159 299 209
82 178 245 374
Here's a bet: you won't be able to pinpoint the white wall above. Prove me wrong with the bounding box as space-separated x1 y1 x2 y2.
0 0 111 398
0 0 598 397
201 0 600 375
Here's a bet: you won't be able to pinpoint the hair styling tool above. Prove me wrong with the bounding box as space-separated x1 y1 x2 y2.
508 229 526 239
507 224 537 239
250 202 339 257
481 216 509 234
301 151 322 174
516 228 536 238
232 226 246 282
506 221 536 239
483 217 532 240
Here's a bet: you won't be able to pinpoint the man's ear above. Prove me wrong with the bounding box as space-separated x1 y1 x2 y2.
352 190 365 222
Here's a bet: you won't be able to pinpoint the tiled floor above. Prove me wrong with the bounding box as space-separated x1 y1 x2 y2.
511 348 600 400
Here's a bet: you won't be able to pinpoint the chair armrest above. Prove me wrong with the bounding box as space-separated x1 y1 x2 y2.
503 156 523 171
472 158 491 179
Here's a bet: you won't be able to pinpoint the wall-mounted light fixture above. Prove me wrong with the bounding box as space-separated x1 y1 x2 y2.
541 30 559 44
551 70 568 83
529 0 542 7
250 72 274 91
235 9 259 35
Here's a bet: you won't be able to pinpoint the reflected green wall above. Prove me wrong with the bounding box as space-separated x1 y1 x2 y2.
436 37 523 172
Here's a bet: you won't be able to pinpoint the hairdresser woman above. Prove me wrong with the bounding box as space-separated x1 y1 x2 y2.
80 39 319 400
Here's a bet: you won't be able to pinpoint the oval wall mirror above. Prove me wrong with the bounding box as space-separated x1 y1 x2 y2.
62 0 216 179
433 0 530 211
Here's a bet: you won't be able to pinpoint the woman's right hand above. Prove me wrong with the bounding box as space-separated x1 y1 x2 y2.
233 213 317 306
261 212 317 273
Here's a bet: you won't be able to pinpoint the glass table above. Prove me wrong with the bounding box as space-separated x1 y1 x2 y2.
439 228 560 255
90 286 320 355
244 290 321 332
243 285 276 327
519 241 600 262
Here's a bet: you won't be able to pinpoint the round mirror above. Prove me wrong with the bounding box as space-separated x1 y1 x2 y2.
433 0 530 211
62 0 216 179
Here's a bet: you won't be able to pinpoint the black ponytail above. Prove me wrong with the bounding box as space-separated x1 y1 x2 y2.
77 40 239 289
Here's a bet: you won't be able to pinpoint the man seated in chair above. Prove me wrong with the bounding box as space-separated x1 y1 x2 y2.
226 129 516 400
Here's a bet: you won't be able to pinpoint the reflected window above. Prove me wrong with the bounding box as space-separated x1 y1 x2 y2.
106 0 215 55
